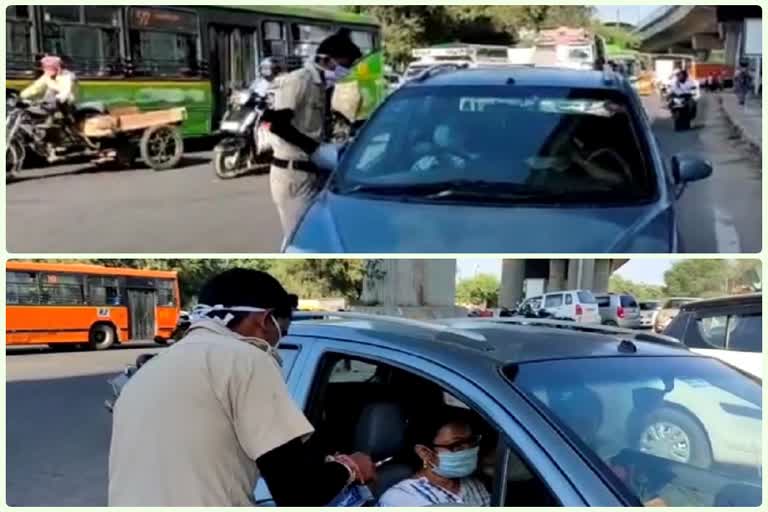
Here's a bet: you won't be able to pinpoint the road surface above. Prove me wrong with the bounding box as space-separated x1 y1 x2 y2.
6 344 163 506
7 94 761 253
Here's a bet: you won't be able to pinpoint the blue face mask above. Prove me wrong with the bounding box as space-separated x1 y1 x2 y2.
432 446 479 479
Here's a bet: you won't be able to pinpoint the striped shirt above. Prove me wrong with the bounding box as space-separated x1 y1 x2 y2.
378 476 491 507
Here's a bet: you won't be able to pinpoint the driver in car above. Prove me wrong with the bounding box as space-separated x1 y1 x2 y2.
21 55 78 111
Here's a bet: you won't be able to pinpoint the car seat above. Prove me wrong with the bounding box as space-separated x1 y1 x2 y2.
353 401 412 498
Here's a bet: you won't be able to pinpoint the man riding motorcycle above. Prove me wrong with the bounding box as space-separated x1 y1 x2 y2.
249 57 284 98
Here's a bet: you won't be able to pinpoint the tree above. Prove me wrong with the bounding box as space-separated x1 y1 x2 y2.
609 275 664 301
456 273 500 307
663 260 731 298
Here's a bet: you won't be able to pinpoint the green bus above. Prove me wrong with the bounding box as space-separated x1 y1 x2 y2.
6 5 384 138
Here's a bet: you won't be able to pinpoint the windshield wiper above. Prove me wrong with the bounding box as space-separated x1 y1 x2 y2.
344 180 538 198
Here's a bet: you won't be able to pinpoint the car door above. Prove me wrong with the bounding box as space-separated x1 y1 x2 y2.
543 293 566 319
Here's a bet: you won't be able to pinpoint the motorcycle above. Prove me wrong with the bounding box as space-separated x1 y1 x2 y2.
6 93 185 181
668 92 696 131
213 88 273 179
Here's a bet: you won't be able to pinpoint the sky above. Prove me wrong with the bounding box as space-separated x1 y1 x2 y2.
595 5 657 25
456 258 676 285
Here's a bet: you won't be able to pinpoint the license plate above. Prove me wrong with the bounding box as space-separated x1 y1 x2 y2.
220 121 240 132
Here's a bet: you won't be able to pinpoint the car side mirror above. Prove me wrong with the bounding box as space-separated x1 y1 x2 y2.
672 153 712 198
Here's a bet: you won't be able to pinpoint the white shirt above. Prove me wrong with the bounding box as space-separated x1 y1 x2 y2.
379 476 491 507
670 79 696 95
108 320 313 506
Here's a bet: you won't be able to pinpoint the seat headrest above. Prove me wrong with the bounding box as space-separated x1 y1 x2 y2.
354 401 407 461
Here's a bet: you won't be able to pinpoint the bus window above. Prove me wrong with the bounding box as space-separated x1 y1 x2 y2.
128 7 200 76
41 6 121 76
350 30 374 55
291 23 333 63
6 7 34 74
88 276 122 306
262 21 287 59
39 273 86 305
156 279 177 307
7 271 40 305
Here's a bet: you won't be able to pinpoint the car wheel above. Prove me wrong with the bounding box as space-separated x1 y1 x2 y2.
637 407 713 468
89 324 116 351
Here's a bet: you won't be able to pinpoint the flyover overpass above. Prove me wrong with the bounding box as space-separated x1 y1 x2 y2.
355 259 628 317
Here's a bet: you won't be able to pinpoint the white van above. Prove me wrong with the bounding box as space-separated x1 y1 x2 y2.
522 289 601 324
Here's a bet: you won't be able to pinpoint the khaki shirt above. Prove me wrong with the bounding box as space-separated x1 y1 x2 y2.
20 70 78 104
271 62 326 160
108 320 313 506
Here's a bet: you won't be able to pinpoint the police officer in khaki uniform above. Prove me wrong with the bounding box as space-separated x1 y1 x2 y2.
109 268 375 506
267 31 361 238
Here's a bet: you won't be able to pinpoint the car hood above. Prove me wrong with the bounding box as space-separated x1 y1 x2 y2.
287 193 674 253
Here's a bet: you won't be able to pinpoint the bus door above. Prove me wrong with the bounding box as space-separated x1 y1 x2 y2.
208 25 260 124
126 285 157 341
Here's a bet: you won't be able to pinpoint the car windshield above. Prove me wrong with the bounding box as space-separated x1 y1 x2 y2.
334 85 654 204
509 356 761 507
641 301 662 311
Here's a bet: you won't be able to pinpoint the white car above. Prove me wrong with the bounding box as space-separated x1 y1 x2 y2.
521 290 601 324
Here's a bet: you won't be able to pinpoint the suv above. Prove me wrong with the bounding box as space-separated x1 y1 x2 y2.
522 289 601 324
654 297 699 332
664 293 762 378
595 293 642 329
284 66 713 253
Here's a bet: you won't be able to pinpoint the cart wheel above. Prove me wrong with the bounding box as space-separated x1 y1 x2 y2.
6 138 24 182
140 124 183 171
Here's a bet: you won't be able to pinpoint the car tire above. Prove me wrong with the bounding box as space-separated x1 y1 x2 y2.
637 406 713 468
89 324 116 351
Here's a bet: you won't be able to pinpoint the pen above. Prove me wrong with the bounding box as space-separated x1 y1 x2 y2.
375 456 394 467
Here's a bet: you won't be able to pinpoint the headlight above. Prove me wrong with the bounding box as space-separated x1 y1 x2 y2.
231 90 251 106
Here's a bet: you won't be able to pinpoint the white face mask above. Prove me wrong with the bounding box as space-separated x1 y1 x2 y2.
190 304 284 362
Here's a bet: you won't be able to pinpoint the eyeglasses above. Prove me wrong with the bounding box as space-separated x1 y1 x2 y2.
433 434 482 452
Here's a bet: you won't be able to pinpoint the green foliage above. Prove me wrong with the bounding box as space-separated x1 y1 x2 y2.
663 260 730 298
456 273 500 307
594 23 640 51
609 275 664 301
37 259 366 308
345 6 595 68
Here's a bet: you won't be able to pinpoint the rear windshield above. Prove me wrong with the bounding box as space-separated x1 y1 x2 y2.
640 301 661 311
335 85 655 204
578 290 596 304
508 357 762 507
620 295 638 308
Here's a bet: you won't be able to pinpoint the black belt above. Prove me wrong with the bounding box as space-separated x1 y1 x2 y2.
272 158 319 173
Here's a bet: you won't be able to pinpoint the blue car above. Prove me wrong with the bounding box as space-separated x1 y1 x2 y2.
285 67 712 253
248 315 760 506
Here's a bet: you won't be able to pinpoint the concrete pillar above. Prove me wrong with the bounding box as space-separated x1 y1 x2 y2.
499 259 526 308
359 259 456 308
567 259 580 290
548 259 566 292
593 260 612 293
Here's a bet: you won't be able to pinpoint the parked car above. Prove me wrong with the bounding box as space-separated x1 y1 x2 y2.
284 66 713 253
522 290 601 324
655 297 699 332
594 293 643 329
639 300 663 329
663 293 762 379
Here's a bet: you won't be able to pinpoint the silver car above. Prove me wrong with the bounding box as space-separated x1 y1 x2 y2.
595 293 643 329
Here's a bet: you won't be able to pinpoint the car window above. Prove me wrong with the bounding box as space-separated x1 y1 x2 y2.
544 294 564 308
278 346 300 378
578 291 597 304
596 296 610 308
510 357 762 507
329 359 378 383
694 315 728 348
565 294 573 305
335 85 654 203
727 313 762 353
621 296 638 308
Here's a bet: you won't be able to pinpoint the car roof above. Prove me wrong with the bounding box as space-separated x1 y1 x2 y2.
681 293 762 311
288 315 692 369
401 66 629 91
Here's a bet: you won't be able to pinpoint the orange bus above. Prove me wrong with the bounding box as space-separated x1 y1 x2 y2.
6 262 180 350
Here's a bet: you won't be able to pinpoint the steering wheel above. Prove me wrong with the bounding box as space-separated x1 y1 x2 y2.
410 147 472 173
582 147 634 186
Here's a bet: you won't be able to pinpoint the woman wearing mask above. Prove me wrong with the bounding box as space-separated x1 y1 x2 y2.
378 412 491 506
